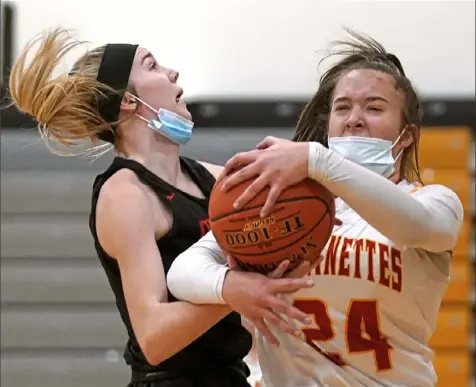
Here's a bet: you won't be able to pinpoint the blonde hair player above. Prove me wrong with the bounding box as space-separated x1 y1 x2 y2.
167 31 464 386
9 29 321 387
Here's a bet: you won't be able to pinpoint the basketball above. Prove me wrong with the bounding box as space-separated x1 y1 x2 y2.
209 178 336 274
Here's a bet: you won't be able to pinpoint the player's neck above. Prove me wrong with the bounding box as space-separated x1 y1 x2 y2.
126 143 182 186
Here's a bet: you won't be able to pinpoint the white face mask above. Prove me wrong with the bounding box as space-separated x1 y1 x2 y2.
328 129 406 178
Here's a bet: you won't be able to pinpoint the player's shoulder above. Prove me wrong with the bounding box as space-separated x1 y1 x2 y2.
99 168 146 201
407 181 464 217
197 160 224 179
101 169 172 228
407 180 459 200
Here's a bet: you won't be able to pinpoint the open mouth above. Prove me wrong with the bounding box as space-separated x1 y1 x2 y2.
176 89 184 102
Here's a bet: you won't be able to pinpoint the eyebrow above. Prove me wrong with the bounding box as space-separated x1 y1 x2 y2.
333 96 389 104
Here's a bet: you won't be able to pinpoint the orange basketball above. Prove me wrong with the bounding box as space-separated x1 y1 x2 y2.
209 178 335 274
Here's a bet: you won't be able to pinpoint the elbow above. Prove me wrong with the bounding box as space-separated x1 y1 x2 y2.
142 343 162 366
402 225 460 253
427 229 459 253
139 327 171 366
137 309 173 366
422 212 462 252
141 337 165 366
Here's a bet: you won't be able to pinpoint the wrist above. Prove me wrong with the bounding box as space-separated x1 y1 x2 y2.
221 269 238 305
215 266 231 304
308 142 321 181
308 141 336 183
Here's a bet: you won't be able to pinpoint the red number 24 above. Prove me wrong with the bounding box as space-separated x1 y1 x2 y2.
294 299 393 372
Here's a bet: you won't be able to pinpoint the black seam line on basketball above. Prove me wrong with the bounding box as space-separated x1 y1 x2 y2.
228 207 330 257
210 196 327 222
221 211 301 233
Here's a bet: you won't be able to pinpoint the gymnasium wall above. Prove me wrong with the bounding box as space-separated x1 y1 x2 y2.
1 1 475 387
1 0 475 98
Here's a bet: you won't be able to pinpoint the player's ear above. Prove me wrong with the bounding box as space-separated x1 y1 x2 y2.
121 92 137 112
398 125 416 150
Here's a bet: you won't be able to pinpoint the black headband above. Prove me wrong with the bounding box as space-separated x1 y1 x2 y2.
96 43 138 143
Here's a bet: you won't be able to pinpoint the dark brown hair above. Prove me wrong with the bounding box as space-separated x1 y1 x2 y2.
293 29 423 183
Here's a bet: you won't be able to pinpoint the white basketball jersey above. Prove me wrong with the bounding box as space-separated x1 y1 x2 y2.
255 181 452 387
245 350 263 387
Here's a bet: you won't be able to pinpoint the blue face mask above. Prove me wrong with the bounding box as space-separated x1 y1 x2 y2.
328 130 406 178
130 93 194 145
148 109 194 145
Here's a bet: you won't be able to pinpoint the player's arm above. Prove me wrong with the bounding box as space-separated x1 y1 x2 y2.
96 180 231 366
167 231 229 303
167 230 315 344
306 142 464 252
221 138 464 254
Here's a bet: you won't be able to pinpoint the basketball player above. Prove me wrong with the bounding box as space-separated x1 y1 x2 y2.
166 31 464 386
8 28 316 387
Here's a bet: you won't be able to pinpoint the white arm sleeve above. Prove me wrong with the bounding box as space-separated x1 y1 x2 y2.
308 142 464 252
166 231 229 304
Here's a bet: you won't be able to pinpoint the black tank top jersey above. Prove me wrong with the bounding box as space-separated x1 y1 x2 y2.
89 156 252 377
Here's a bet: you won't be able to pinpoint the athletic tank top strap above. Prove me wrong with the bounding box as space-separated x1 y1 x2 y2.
91 156 170 201
93 156 216 204
179 156 216 198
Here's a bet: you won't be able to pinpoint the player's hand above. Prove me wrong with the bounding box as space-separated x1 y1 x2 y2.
227 255 320 279
267 255 324 280
264 256 322 335
220 137 309 218
222 260 314 346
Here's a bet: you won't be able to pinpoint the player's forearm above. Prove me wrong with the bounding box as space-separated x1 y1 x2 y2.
143 301 231 365
308 142 463 251
167 231 229 304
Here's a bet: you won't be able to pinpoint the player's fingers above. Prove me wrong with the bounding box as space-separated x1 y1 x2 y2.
220 151 260 183
334 218 343 226
233 175 268 209
269 305 298 332
255 136 279 150
308 255 323 273
260 307 301 337
260 184 282 218
284 260 311 279
287 253 325 278
268 260 290 279
252 317 279 346
220 168 253 193
270 277 314 294
267 297 312 326
221 164 259 194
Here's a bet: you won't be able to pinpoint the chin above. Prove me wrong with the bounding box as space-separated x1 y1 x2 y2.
177 104 192 121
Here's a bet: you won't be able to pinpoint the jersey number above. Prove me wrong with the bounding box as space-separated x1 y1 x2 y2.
294 299 392 371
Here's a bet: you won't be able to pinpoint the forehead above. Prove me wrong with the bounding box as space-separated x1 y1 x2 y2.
333 69 400 101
